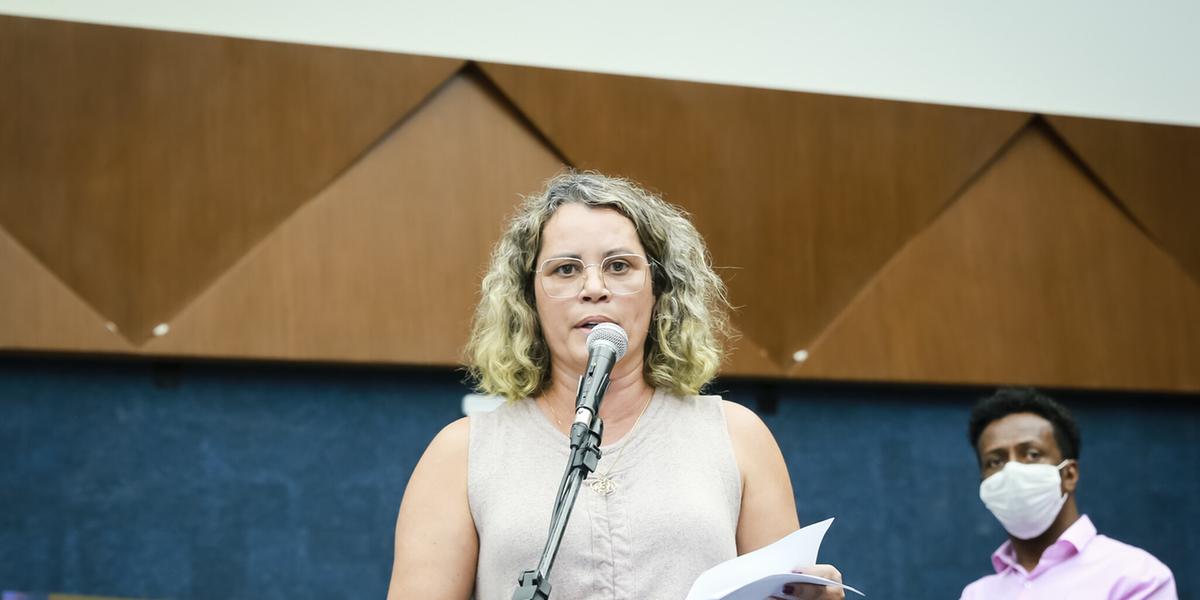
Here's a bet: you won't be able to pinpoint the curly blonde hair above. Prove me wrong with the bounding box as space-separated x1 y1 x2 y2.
464 171 731 400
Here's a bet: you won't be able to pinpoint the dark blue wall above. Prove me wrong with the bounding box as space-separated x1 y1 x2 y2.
1 357 1195 599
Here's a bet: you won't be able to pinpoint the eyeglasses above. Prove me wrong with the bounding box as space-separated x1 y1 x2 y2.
536 254 651 299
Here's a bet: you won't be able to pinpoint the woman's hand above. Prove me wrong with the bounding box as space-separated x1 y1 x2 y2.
768 564 846 600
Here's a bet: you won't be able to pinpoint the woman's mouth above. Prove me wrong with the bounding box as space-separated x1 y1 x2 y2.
576 317 615 330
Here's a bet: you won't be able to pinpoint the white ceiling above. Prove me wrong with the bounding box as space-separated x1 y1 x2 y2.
2 0 1198 126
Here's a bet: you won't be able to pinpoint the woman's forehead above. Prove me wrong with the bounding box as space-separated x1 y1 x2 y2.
539 204 643 255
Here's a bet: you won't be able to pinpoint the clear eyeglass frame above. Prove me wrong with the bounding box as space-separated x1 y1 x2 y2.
536 253 651 299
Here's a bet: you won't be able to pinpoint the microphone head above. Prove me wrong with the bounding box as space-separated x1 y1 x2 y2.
586 323 629 361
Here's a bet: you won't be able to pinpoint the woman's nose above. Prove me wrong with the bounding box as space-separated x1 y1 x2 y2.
579 265 610 299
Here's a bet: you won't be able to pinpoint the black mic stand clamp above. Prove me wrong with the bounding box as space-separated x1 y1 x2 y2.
511 414 604 600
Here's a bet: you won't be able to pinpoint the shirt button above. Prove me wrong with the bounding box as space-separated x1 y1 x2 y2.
1024 582 1032 589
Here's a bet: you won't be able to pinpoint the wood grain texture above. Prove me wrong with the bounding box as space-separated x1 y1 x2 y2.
0 15 463 344
479 62 1031 370
140 73 564 363
0 225 132 353
795 125 1200 392
1047 115 1200 284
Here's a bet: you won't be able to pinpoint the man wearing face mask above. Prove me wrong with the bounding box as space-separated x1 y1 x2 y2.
960 387 1176 599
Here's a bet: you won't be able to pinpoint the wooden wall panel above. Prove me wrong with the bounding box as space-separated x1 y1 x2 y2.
479 62 1031 371
0 15 463 344
140 73 564 363
721 332 780 378
1047 115 1200 284
0 225 131 353
796 125 1200 391
2 18 1197 391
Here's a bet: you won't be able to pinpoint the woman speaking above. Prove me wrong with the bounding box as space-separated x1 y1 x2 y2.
387 172 844 600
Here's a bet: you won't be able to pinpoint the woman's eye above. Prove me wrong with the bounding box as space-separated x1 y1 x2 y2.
555 264 578 276
606 260 630 273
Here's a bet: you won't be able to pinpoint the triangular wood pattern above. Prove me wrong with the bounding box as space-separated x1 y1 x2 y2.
141 73 564 363
0 15 463 344
721 327 781 378
480 62 1031 369
795 126 1200 391
0 224 132 352
1046 115 1200 285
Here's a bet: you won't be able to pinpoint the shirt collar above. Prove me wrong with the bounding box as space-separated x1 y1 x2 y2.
990 515 1097 574
1057 514 1097 552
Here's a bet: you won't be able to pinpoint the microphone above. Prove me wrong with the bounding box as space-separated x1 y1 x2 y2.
572 323 629 426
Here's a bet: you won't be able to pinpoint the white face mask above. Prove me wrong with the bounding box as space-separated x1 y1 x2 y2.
979 460 1071 540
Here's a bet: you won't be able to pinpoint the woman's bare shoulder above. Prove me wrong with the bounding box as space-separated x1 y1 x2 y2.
420 416 471 474
721 399 773 441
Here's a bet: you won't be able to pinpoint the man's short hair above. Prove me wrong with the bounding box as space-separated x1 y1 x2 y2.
968 387 1081 460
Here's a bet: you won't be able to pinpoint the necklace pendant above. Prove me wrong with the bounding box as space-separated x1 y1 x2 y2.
589 475 617 495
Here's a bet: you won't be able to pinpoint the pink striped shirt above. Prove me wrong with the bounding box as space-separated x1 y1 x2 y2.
961 515 1176 600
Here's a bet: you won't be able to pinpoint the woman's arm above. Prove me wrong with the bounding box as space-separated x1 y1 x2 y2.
723 400 800 553
725 401 845 600
386 417 478 600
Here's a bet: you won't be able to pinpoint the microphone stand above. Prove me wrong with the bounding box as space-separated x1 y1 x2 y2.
511 383 606 600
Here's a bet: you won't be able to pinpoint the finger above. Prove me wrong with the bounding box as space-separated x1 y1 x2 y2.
823 587 846 600
781 582 845 600
794 564 843 584
779 583 825 600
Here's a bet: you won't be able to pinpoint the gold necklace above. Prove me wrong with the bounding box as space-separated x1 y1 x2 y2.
543 391 654 496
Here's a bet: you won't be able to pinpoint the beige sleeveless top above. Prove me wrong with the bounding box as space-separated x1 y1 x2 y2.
468 390 742 600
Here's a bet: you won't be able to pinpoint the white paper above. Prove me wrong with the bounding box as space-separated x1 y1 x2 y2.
685 518 864 599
